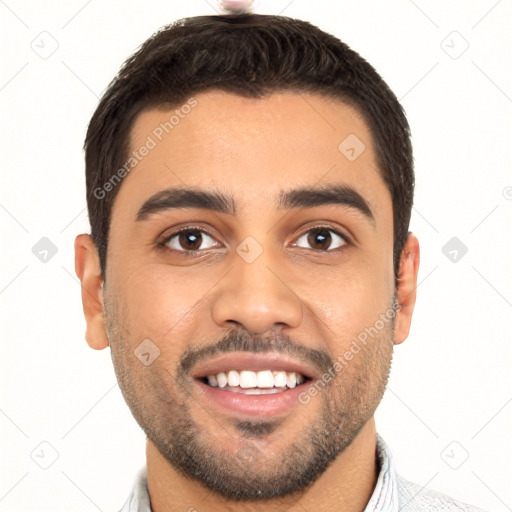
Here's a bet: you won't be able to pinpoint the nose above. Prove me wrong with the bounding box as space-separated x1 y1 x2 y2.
211 252 303 334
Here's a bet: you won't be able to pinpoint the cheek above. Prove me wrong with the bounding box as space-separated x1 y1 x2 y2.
305 263 393 353
111 263 217 352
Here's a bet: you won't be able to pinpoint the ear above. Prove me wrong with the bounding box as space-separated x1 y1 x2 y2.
74 234 109 350
393 233 420 345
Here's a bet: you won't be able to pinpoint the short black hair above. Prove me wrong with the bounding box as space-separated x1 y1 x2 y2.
84 14 414 280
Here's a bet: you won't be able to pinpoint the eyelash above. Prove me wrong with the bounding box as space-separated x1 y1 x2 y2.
157 225 350 255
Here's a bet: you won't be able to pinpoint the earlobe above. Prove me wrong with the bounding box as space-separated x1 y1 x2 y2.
74 234 109 350
393 233 420 345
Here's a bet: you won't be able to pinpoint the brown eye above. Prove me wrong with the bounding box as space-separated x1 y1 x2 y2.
165 229 217 252
295 227 347 251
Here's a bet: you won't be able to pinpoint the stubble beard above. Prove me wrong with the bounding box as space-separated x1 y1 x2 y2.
105 294 395 502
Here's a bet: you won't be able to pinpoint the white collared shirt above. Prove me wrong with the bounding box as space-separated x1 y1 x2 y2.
119 435 487 511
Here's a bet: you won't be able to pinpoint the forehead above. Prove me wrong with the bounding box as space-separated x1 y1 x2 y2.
114 91 388 219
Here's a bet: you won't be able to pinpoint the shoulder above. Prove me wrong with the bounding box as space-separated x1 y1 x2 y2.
397 475 489 512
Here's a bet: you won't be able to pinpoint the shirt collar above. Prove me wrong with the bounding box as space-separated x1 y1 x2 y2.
363 433 400 512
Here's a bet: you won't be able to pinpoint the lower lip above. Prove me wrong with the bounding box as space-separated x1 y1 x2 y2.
195 379 309 418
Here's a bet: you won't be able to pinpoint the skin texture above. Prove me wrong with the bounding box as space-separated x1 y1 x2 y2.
75 91 420 512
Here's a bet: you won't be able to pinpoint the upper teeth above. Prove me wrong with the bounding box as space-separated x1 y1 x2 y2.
206 370 305 389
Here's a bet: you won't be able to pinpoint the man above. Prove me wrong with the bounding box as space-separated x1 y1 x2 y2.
74 13 487 512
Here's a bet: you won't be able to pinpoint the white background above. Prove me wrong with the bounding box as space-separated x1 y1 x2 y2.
1 0 511 510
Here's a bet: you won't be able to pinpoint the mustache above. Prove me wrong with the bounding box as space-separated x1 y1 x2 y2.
178 328 333 377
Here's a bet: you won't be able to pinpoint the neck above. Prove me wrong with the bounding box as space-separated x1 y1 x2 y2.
147 418 378 512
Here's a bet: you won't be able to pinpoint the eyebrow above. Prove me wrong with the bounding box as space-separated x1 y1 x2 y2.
135 184 374 222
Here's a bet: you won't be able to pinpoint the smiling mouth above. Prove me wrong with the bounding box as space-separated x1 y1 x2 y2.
198 369 310 395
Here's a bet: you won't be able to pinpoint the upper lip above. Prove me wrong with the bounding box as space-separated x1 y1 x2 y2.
190 352 319 381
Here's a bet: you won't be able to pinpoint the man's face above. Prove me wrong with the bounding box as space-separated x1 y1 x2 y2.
103 91 397 499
